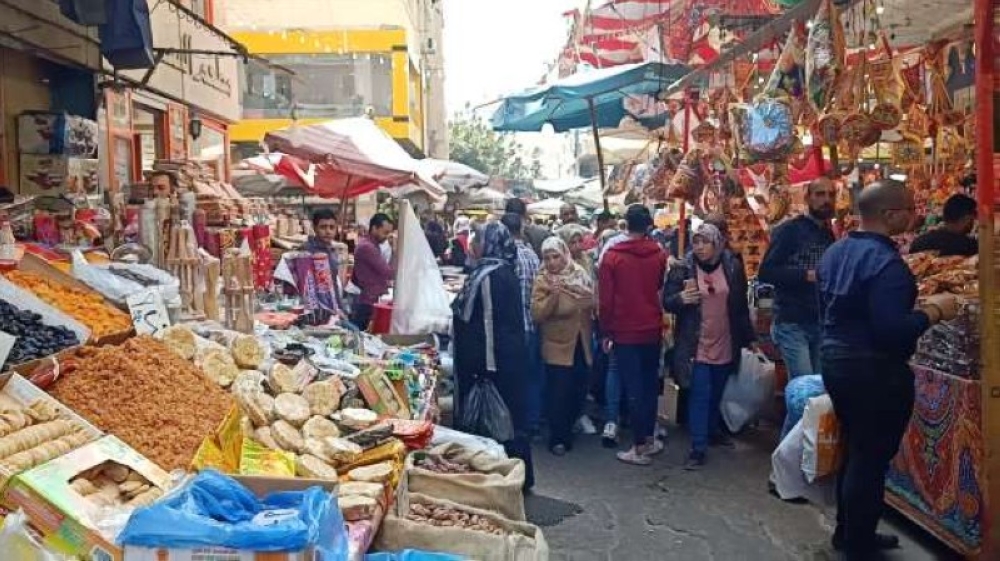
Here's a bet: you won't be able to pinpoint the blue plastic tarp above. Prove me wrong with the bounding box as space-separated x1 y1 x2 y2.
366 550 466 561
117 470 348 556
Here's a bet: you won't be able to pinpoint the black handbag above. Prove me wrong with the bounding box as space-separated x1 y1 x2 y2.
99 0 155 70
59 0 107 26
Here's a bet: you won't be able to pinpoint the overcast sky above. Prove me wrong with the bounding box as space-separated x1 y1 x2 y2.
442 0 583 115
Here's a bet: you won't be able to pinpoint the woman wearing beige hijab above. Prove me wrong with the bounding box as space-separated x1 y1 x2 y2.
532 237 594 455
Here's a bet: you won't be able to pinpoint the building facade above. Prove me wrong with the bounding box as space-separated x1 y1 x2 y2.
0 0 243 193
219 0 448 160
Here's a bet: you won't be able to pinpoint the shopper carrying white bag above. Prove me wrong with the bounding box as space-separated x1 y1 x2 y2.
720 348 776 432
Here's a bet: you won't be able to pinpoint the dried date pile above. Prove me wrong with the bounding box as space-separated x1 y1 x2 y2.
414 454 472 474
406 503 505 535
48 337 234 471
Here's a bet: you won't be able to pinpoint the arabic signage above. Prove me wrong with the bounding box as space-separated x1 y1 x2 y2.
111 1 240 122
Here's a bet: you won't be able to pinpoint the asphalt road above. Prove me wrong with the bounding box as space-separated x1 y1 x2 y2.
525 423 961 561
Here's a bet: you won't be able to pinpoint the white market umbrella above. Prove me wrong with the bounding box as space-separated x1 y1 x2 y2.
417 158 489 193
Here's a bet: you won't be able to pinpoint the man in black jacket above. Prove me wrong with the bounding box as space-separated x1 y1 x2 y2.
758 178 836 379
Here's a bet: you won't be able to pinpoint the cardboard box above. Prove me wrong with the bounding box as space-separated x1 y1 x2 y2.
356 367 410 419
0 372 102 486
0 435 169 561
19 155 98 196
124 475 340 561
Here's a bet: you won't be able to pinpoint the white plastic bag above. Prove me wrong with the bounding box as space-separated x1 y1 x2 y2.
769 420 836 505
390 201 452 334
720 348 776 433
801 393 844 483
0 510 74 561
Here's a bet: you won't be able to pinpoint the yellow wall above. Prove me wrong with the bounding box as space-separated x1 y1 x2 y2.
230 29 422 152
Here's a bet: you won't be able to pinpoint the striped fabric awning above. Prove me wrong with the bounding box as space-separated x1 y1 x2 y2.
262 118 445 200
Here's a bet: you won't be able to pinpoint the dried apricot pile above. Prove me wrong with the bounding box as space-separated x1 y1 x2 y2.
5 271 132 341
48 337 234 471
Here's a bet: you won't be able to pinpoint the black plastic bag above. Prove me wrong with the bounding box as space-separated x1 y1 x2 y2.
459 377 514 443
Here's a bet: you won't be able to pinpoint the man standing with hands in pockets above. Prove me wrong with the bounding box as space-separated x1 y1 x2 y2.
817 180 959 560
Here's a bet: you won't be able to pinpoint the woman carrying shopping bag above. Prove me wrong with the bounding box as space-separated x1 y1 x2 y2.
531 237 594 456
452 222 535 490
663 223 756 470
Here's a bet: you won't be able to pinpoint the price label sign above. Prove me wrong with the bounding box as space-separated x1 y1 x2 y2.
126 289 170 336
0 330 16 367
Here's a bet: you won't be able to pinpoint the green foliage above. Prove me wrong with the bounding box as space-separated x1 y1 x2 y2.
448 113 543 181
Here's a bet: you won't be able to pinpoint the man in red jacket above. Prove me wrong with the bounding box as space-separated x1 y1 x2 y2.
599 204 668 465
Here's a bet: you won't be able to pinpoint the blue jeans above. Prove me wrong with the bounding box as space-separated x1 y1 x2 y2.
688 362 735 454
605 353 621 423
524 331 546 433
615 343 661 447
771 322 822 379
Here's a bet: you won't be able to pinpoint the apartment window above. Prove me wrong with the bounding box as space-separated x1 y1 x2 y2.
241 53 393 120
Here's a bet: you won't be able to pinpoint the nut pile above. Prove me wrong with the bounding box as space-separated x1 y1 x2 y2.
0 299 79 368
0 398 92 474
70 462 163 508
48 337 234 471
5 271 131 341
405 503 505 535
414 455 472 474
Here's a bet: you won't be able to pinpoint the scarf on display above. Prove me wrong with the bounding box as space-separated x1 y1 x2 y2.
693 223 725 274
452 222 517 323
541 237 593 295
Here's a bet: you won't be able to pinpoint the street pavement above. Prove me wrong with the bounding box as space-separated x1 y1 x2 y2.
525 423 961 561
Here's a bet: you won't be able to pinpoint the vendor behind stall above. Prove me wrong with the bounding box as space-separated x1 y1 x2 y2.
909 193 978 257
351 213 396 329
149 170 178 198
302 208 344 314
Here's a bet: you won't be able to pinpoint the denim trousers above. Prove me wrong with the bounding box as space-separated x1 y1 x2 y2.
688 361 735 454
545 343 590 449
604 353 622 423
524 330 546 433
615 343 661 447
771 322 822 378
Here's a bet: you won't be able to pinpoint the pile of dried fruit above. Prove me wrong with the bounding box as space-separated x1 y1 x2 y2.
0 299 79 368
405 502 505 535
48 337 234 471
5 271 131 341
70 462 163 508
414 454 472 474
0 397 93 474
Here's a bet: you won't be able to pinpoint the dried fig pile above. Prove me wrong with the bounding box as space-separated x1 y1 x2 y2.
48 337 234 471
414 455 472 474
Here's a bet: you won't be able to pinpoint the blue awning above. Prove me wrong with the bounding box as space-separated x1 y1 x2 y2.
490 62 691 133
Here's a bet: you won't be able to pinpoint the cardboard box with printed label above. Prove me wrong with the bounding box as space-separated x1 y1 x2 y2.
0 435 170 561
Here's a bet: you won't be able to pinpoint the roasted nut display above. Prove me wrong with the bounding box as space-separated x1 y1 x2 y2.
48 337 234 471
405 503 505 535
5 271 132 341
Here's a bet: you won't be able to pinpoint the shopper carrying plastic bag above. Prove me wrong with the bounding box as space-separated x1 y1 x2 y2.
720 348 777 434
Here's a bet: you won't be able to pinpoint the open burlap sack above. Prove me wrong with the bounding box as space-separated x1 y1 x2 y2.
376 493 547 561
401 442 526 521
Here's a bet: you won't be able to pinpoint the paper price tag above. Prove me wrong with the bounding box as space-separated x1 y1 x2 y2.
0 330 16 366
126 289 170 336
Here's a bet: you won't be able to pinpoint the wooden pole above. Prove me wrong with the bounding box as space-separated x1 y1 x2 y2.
677 94 693 257
587 98 609 210
975 0 999 557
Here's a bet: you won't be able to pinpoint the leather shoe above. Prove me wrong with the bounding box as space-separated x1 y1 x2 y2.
832 532 900 552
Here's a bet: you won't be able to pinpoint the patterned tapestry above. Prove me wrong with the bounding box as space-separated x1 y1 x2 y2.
885 364 984 556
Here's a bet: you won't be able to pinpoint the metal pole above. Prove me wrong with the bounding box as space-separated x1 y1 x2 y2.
677 94 693 257
587 98 609 209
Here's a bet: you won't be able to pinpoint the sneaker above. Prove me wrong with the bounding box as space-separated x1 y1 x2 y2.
656 424 669 441
683 452 706 471
550 444 567 456
576 415 597 435
639 439 665 457
601 422 619 448
617 447 652 466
